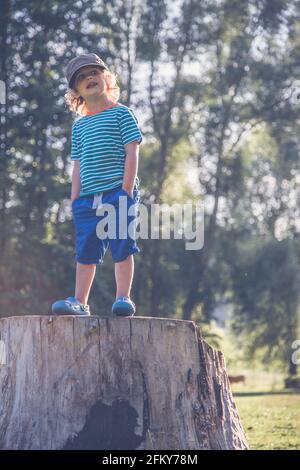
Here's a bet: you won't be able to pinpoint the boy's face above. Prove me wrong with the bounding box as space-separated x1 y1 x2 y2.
72 65 106 98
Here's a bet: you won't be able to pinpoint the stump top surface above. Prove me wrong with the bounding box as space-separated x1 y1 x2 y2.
0 314 196 326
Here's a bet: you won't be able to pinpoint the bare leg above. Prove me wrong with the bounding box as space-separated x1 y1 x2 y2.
114 255 134 298
75 262 97 304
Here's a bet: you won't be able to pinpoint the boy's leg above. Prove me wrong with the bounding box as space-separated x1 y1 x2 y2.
75 262 97 305
105 185 140 314
114 254 134 298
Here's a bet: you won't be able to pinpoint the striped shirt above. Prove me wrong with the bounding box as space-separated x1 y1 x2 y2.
71 103 143 196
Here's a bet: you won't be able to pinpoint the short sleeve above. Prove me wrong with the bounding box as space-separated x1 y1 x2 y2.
71 123 80 160
119 107 143 146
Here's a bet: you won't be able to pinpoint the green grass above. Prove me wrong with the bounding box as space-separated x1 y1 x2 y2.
234 392 300 450
201 321 300 449
227 369 300 449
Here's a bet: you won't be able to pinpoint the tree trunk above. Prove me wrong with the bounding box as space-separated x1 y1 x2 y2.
0 315 248 450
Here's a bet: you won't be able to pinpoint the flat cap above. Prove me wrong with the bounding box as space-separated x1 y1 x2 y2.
65 53 108 89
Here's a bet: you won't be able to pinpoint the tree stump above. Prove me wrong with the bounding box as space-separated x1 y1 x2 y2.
0 315 248 450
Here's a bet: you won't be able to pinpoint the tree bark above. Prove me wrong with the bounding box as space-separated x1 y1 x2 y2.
0 315 248 450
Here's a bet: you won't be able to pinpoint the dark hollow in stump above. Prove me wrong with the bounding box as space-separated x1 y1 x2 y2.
0 316 249 450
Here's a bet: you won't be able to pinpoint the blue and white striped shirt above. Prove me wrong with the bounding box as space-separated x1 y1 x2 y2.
71 103 143 196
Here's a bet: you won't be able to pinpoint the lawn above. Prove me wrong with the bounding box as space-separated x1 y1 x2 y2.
234 392 300 450
205 325 300 449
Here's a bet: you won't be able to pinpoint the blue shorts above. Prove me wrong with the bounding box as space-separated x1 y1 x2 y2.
71 184 141 264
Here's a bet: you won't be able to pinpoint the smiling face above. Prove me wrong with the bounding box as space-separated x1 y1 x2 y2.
72 65 107 99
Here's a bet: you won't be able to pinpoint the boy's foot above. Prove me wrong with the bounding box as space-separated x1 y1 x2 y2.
51 296 91 316
112 296 136 317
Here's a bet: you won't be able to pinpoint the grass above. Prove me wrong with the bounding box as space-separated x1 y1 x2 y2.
201 321 300 449
227 369 300 449
225 369 300 449
233 392 300 450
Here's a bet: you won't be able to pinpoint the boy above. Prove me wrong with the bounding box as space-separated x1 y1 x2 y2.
51 53 143 317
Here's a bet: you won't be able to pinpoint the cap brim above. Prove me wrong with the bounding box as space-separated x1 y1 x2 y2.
69 63 107 88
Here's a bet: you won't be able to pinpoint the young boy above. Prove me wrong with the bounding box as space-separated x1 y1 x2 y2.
51 53 143 317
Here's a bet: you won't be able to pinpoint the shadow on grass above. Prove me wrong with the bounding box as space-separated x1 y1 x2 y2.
233 389 300 397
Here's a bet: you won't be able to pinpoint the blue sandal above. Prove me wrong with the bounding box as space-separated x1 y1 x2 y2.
51 296 91 316
112 296 136 317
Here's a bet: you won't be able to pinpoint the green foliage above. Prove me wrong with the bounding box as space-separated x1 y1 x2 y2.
230 238 300 367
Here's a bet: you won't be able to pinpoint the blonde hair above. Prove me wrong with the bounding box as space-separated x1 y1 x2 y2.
64 69 120 116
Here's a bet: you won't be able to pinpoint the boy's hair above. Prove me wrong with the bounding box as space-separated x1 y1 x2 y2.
64 69 120 116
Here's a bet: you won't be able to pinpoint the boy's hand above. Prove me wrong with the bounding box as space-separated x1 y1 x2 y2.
122 185 134 199
71 194 80 203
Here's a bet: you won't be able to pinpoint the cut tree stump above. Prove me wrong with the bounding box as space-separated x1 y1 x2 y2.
0 315 248 450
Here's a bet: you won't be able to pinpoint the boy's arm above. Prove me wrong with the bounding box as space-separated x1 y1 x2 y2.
71 160 81 201
122 141 140 198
